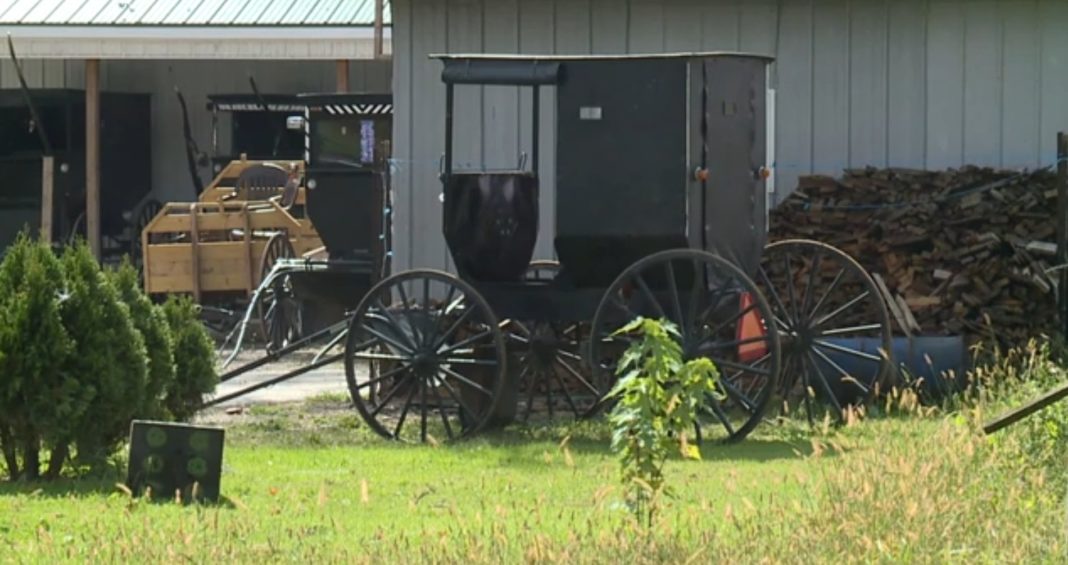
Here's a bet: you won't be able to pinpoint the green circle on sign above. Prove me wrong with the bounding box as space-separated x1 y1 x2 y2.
189 431 211 453
143 454 164 475
146 427 167 448
186 457 208 479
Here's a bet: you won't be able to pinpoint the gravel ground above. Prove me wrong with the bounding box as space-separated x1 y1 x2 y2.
204 346 364 410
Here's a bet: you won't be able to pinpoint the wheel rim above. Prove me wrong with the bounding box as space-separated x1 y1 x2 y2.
757 239 892 423
589 249 781 443
505 260 600 422
344 270 507 443
257 233 299 351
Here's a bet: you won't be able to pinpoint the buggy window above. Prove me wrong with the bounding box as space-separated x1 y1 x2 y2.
312 116 376 167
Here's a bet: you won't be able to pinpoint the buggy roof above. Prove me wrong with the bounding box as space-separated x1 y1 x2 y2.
430 51 774 62
430 51 773 85
206 94 305 113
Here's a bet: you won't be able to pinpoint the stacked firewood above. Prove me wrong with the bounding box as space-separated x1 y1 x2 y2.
769 166 1062 347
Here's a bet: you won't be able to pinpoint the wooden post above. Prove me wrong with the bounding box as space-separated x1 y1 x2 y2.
85 59 101 259
374 0 385 58
40 156 54 242
1058 132 1068 337
336 60 349 93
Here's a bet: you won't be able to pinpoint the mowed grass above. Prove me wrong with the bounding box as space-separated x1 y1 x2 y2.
0 393 1065 563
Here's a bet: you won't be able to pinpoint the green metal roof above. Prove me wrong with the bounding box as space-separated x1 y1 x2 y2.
0 0 392 26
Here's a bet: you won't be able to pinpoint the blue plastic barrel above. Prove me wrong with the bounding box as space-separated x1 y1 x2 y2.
817 336 970 403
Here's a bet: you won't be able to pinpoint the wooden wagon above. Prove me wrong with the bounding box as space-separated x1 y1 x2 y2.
141 157 322 303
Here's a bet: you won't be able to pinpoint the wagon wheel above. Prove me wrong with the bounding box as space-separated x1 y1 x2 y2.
129 199 161 280
505 260 599 422
589 249 781 443
344 269 507 443
257 232 301 351
756 239 892 424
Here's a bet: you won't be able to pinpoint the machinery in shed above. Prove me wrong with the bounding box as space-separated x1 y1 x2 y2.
0 88 153 260
336 53 894 443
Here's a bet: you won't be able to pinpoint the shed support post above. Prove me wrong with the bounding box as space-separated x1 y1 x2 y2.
86 58 101 259
40 156 53 242
1058 132 1068 337
336 60 349 93
374 0 385 58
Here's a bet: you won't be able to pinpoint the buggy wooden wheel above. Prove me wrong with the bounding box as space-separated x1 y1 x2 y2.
257 232 300 351
344 270 507 442
505 260 600 422
756 239 892 423
589 249 782 443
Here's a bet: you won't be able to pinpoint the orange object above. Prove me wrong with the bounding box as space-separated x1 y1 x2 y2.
736 292 768 362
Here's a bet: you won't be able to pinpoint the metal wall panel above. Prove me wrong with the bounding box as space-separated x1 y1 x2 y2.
962 1 1002 166
849 0 888 168
886 0 926 168
393 0 1068 271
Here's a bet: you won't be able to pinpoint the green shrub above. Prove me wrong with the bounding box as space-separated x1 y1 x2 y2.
60 241 148 466
0 234 79 480
162 295 218 421
606 317 719 527
109 260 176 419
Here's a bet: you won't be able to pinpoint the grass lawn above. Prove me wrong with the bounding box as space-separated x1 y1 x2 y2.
1 393 1065 563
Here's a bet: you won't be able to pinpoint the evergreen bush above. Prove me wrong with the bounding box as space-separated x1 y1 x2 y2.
0 234 79 480
161 295 218 421
60 242 148 466
109 260 176 420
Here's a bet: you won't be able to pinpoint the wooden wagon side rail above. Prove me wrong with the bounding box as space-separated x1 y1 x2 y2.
141 199 320 300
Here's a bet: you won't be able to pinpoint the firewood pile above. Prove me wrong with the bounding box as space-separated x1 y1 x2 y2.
769 166 1062 347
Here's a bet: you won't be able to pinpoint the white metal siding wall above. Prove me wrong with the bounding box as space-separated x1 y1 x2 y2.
0 59 393 202
392 0 1068 271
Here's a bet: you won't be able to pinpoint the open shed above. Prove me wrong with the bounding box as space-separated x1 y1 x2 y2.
0 0 392 257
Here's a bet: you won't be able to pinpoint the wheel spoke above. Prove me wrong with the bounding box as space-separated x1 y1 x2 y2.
800 248 822 317
556 357 601 396
705 356 772 377
817 323 884 337
814 339 882 363
814 291 870 328
520 364 536 422
440 366 495 397
438 328 494 356
354 362 412 390
687 258 702 334
808 267 846 324
633 273 666 320
719 376 759 414
359 323 415 356
757 266 795 330
392 382 419 438
350 351 411 362
440 357 499 366
805 352 845 421
703 395 736 436
395 282 421 348
707 301 760 339
420 375 428 443
433 304 476 351
549 365 581 417
665 260 684 330
695 333 774 354
812 346 871 397
375 299 419 351
434 372 482 425
369 375 405 416
437 383 455 441
783 253 800 322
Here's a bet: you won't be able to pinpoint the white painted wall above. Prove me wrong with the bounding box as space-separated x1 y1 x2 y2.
391 0 1068 271
0 58 393 202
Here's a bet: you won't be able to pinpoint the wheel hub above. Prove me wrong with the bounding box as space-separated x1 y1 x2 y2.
411 352 439 378
529 324 559 369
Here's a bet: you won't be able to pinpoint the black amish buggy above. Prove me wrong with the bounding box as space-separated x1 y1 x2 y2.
335 52 894 443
